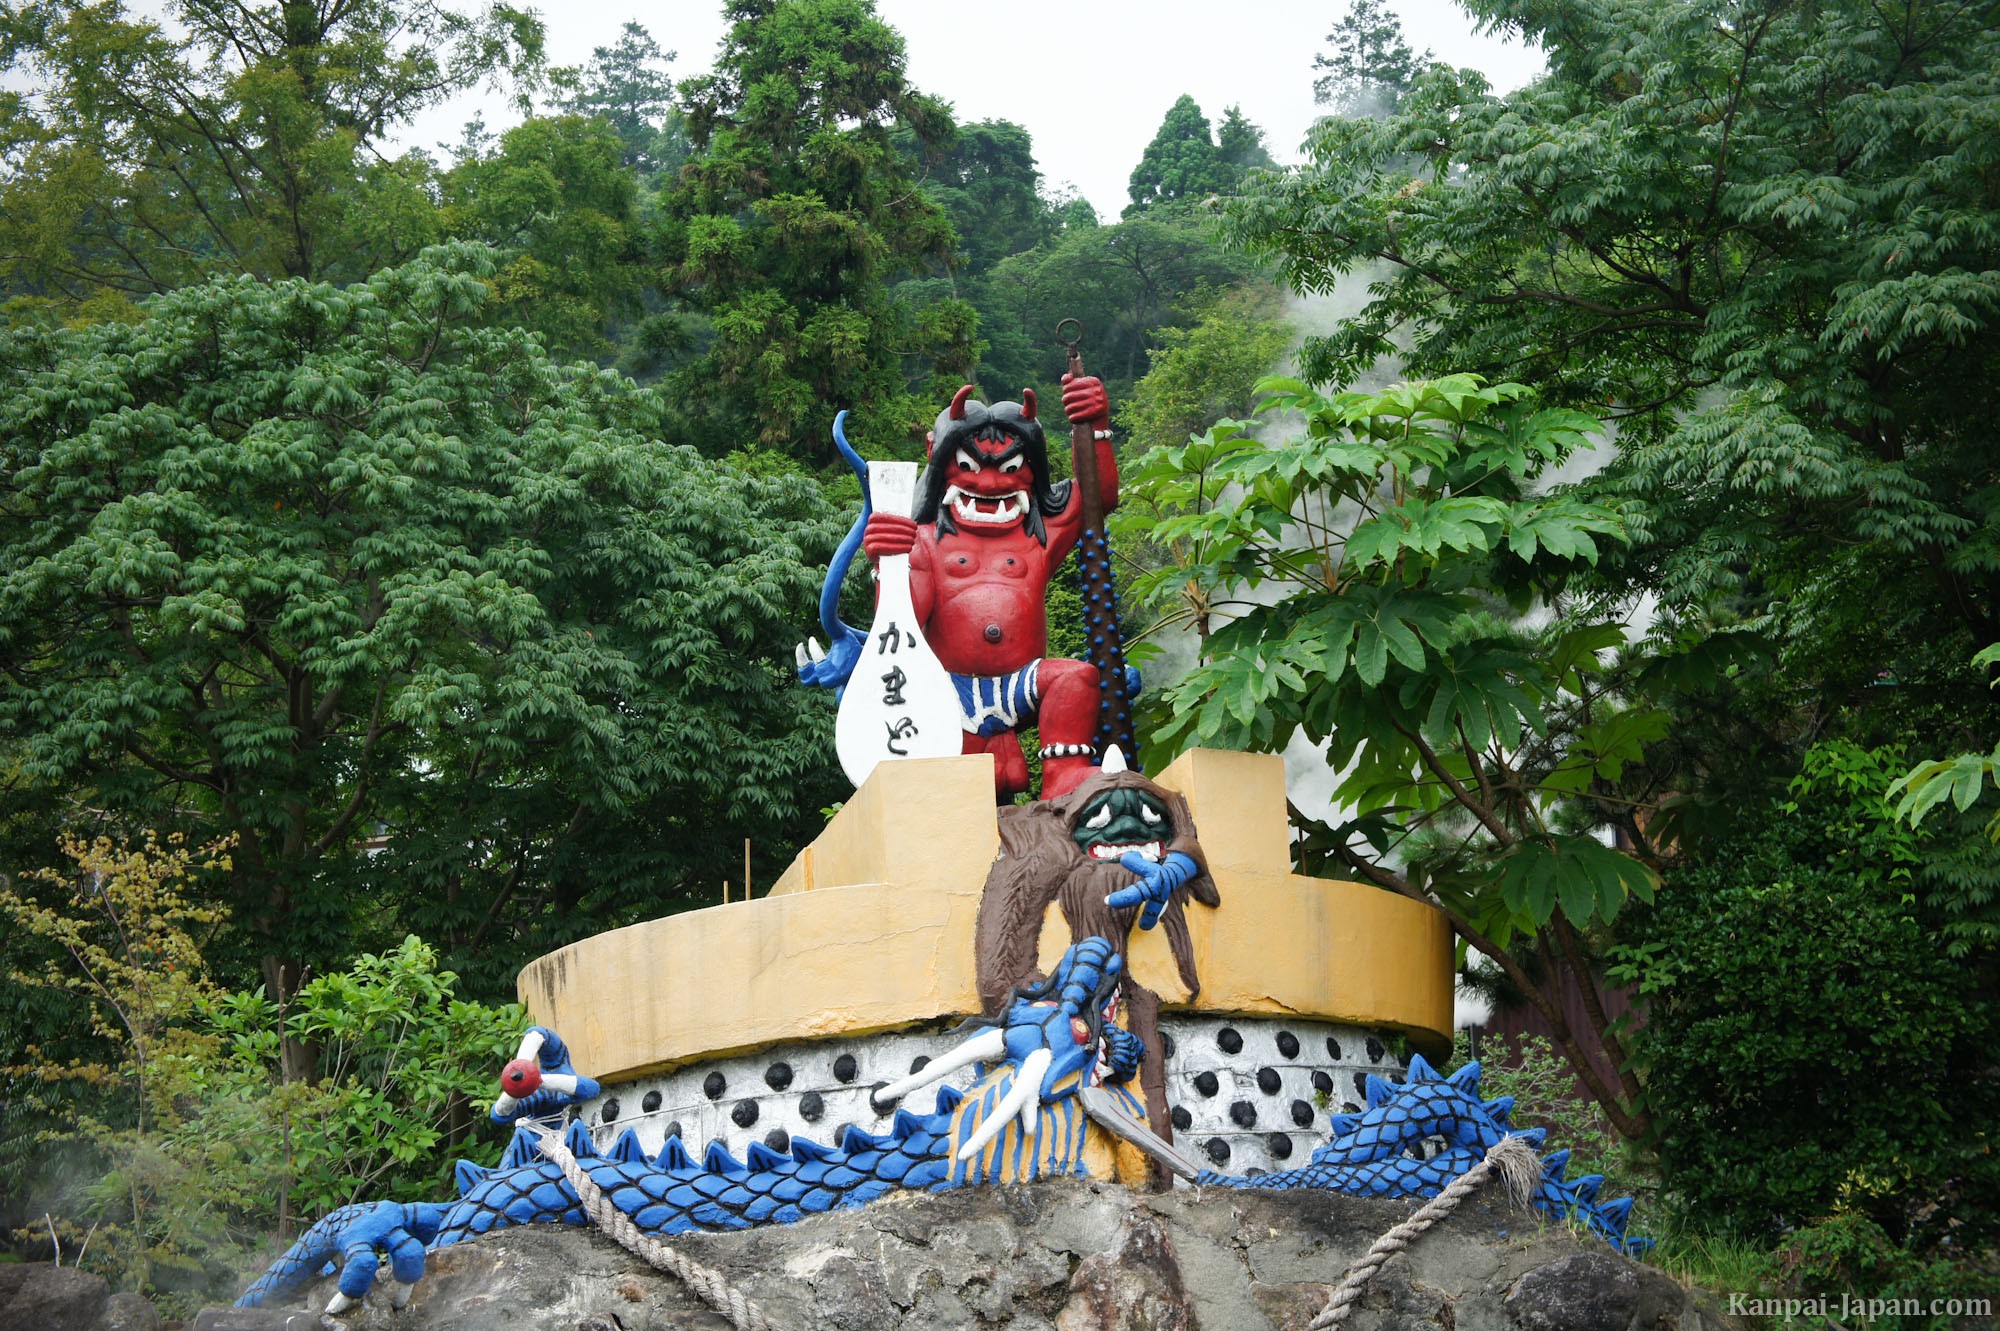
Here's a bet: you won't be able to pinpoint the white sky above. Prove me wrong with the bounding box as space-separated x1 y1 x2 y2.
418 0 1548 219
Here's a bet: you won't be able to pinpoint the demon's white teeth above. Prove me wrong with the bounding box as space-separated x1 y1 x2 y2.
947 486 1028 525
1089 840 1163 862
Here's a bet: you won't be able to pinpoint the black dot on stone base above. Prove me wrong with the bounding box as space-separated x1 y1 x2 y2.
730 1099 759 1128
1343 1101 1361 1114
1326 1036 1343 1060
1161 1031 1176 1060
1229 1100 1258 1128
1193 1071 1219 1098
1266 1133 1294 1161
834 1124 857 1148
1246 1166 1267 1178
642 1090 662 1113
1353 1072 1370 1100
833 1054 858 1083
664 1120 683 1142
703 1071 727 1101
1311 1070 1334 1095
909 1054 931 1076
1366 1036 1387 1063
1291 1099 1316 1128
1217 1027 1243 1054
1276 1031 1300 1059
1171 1105 1192 1131
764 1128 790 1153
765 1062 793 1091
1256 1067 1281 1095
1205 1137 1232 1165
798 1091 825 1123
599 1098 620 1124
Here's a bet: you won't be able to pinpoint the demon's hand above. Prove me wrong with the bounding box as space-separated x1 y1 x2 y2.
1105 850 1198 931
862 512 919 557
1061 373 1109 430
491 1026 601 1125
795 626 866 693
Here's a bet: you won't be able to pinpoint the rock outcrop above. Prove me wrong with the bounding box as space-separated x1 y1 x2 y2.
200 1178 1731 1331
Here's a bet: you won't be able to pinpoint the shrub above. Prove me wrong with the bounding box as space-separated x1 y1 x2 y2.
1615 743 2000 1246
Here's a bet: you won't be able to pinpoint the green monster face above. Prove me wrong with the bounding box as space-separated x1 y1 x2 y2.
1070 786 1174 863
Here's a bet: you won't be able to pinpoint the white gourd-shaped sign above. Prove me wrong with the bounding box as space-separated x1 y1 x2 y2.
835 461 964 787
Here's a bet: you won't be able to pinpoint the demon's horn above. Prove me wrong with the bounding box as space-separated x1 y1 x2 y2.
949 385 976 420
1021 388 1037 420
1100 745 1127 775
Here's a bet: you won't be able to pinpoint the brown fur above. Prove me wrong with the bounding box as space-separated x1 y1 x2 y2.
973 768 1220 1166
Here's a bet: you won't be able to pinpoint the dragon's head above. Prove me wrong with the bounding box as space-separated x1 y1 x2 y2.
873 936 1147 1183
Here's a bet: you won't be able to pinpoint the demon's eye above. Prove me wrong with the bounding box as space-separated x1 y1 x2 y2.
1083 804 1112 830
1140 803 1163 825
955 449 979 473
1000 455 1023 474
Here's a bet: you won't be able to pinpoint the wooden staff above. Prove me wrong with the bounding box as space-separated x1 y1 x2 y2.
1058 318 1137 763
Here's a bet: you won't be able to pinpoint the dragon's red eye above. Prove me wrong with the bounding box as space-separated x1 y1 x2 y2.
1071 1017 1090 1045
501 1059 542 1095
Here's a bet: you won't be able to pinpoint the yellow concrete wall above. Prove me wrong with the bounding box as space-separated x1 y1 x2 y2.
518 749 1454 1080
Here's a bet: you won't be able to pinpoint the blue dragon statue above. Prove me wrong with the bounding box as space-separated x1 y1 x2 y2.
237 938 1643 1314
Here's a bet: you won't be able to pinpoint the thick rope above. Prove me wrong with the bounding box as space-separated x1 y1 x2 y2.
533 1127 783 1331
1306 1134 1542 1330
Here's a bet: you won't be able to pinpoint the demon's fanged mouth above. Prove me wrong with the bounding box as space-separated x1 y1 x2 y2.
1087 839 1163 863
946 485 1029 525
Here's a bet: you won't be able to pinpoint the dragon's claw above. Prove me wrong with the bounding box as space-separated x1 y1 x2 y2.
491 1026 600 1124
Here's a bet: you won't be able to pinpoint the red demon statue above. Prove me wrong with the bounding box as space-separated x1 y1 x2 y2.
858 375 1116 800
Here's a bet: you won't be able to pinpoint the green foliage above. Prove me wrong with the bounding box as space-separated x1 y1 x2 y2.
1229 0 2000 738
1450 1030 1642 1198
198 936 522 1218
553 21 688 180
0 0 543 302
1120 373 1677 1137
0 832 247 1303
1125 95 1232 218
979 215 1266 399
1614 742 2000 1244
1312 0 1431 116
1892 644 2000 838
1 850 518 1311
1215 106 1276 175
0 243 848 1002
915 120 1056 275
443 115 645 360
656 0 975 460
1117 282 1293 455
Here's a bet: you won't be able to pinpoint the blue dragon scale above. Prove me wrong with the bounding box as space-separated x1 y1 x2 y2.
238 938 1644 1312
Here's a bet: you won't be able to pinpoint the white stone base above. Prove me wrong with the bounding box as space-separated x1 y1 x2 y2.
574 1015 1404 1178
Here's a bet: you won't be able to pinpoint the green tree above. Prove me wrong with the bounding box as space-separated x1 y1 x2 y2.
656 0 975 460
979 215 1265 398
1117 281 1292 454
1312 0 1431 116
0 832 237 1297
917 119 1054 274
1231 0 2000 743
1119 375 1671 1137
1124 94 1231 218
1214 105 1277 180
0 0 544 304
0 243 847 1031
1613 742 2000 1244
555 20 688 180
443 114 644 360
